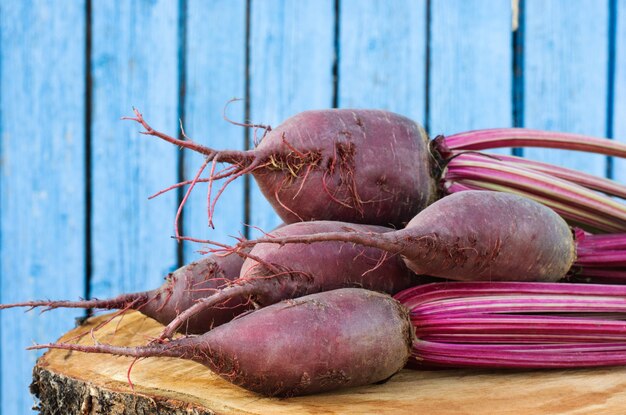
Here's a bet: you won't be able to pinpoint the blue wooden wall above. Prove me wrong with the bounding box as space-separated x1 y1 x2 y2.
0 0 623 413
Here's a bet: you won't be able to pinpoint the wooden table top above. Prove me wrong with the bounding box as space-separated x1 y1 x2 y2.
35 311 626 415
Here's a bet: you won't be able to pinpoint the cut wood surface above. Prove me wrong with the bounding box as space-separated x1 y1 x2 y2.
32 311 626 415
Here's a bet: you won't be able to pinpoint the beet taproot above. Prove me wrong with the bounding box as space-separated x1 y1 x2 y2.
31 288 413 397
0 252 251 334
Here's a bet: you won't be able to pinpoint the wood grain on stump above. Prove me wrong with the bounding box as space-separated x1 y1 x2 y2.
32 311 626 414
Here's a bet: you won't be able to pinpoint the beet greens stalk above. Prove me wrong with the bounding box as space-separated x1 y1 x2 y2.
570 232 626 283
395 282 626 368
471 153 626 200
440 128 626 158
443 152 626 233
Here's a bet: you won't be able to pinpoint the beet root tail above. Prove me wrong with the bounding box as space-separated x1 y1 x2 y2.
0 292 149 312
27 340 187 359
233 229 403 254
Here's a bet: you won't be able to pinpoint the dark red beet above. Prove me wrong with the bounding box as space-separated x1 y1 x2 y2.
232 191 577 283
31 288 414 397
397 191 576 281
240 221 422 299
0 252 252 334
130 108 436 228
139 252 253 332
250 110 435 226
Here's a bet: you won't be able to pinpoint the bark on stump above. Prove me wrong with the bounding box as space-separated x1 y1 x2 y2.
30 311 626 414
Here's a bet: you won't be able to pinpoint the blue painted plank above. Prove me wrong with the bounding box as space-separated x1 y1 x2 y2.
338 0 427 124
0 1 86 413
248 0 335 236
615 0 626 183
91 1 179 299
429 0 513 141
183 0 247 261
524 0 609 175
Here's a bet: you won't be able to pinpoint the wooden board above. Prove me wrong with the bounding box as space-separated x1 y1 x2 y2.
338 0 427 122
429 0 512 138
33 311 626 415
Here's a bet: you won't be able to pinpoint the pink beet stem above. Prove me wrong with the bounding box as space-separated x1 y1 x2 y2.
413 341 626 368
444 128 626 158
394 282 626 310
577 234 626 250
464 152 626 200
411 296 626 316
445 155 626 222
398 282 626 368
575 251 626 267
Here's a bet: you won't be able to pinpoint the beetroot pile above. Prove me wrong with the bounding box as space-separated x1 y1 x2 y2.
8 108 626 398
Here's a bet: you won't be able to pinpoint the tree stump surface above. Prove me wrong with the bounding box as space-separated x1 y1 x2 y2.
32 311 626 415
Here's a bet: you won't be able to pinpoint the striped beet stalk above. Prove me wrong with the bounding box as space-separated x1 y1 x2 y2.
395 282 626 369
435 129 626 232
569 231 626 283
469 153 626 200
440 128 626 158
443 152 626 233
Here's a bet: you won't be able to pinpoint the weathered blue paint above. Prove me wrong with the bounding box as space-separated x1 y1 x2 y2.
524 0 610 174
338 0 427 124
615 0 626 183
182 0 247 260
248 0 335 237
429 0 513 141
0 1 86 413
90 0 180 300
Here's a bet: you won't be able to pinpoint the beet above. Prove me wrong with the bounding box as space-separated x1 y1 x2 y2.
239 220 422 299
0 252 252 334
31 288 413 397
249 110 436 226
234 191 577 283
130 108 436 228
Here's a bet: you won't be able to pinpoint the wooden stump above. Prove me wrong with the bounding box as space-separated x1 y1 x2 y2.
32 311 626 414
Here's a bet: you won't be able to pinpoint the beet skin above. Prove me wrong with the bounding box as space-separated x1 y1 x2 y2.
238 220 423 304
252 109 436 227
